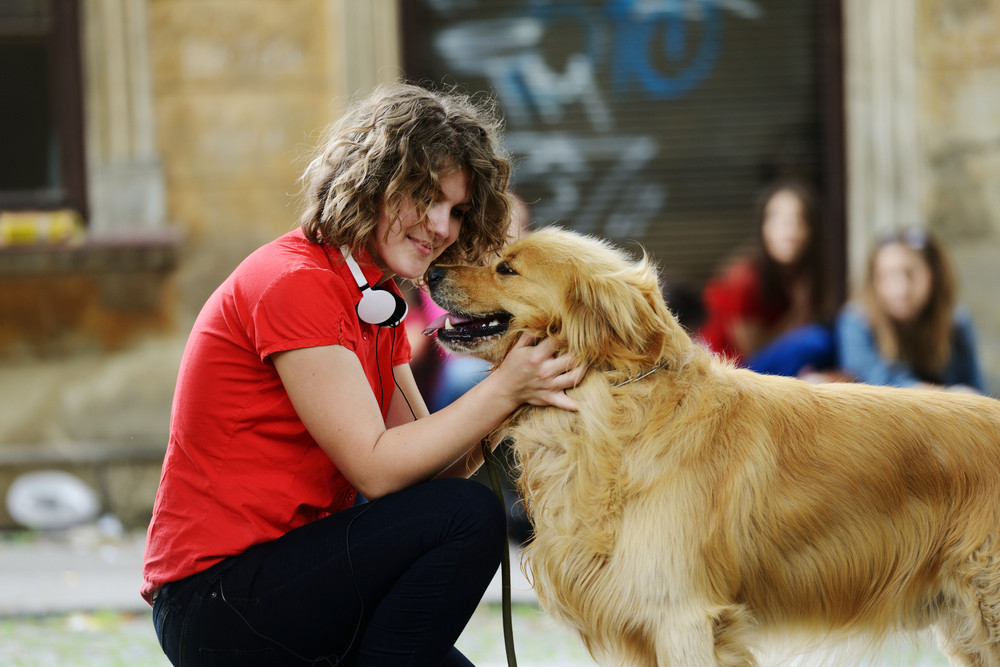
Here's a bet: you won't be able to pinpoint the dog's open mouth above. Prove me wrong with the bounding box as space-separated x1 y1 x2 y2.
422 312 512 343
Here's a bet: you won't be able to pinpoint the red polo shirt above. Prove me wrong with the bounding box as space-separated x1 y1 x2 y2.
141 229 411 604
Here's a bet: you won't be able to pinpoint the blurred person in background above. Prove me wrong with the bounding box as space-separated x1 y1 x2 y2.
699 179 838 377
142 82 583 666
836 227 984 393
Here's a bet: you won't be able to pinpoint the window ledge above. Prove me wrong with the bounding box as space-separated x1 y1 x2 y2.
0 230 180 276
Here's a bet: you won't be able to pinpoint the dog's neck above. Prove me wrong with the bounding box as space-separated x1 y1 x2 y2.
599 345 699 388
604 360 669 388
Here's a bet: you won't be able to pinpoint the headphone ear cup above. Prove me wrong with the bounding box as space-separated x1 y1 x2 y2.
357 287 408 328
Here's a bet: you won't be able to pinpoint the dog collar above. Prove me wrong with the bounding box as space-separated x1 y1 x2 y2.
607 361 668 388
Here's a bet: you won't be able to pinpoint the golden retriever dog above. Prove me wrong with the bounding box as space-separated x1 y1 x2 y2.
424 227 1000 666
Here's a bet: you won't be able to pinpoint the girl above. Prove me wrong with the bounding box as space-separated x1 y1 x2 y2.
837 227 984 393
699 179 836 376
143 83 584 666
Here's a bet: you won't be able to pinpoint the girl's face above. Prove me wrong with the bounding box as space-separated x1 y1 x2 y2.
761 189 811 266
873 242 934 323
373 166 471 281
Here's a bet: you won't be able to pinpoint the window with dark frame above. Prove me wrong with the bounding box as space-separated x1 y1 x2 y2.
0 0 87 218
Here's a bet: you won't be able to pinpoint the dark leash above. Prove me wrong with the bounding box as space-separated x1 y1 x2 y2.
481 438 518 667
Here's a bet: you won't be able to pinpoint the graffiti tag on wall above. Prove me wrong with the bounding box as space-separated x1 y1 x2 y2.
429 0 762 238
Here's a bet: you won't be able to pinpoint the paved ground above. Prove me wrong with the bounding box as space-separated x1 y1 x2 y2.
0 525 537 615
0 526 593 666
0 527 148 617
0 526 954 666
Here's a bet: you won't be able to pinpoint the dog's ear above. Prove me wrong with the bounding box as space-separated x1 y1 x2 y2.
561 258 689 371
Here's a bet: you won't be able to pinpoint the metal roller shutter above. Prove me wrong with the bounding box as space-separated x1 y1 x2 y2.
401 0 843 294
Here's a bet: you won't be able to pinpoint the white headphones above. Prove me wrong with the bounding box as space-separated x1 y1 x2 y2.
341 247 408 328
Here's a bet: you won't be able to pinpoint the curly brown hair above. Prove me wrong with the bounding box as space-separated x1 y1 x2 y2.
299 82 513 268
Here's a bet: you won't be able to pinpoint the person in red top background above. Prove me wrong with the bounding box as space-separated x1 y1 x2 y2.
143 82 585 666
698 179 838 378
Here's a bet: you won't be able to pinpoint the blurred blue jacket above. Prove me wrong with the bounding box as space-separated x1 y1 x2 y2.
836 302 985 392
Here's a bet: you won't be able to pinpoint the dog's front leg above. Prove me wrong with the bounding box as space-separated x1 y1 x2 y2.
654 604 757 667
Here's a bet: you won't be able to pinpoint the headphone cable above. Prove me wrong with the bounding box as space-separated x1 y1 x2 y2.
388 325 517 667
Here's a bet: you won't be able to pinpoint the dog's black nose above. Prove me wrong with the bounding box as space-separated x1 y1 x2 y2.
427 265 446 287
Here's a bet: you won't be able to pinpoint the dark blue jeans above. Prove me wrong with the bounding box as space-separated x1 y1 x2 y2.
746 323 836 377
152 478 506 666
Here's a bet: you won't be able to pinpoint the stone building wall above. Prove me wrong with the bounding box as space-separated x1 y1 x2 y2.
917 0 1000 395
845 0 1000 395
150 0 401 327
2 0 998 529
0 0 400 528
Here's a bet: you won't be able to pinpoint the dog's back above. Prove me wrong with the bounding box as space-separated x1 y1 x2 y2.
517 359 1000 665
710 376 1000 633
428 227 1000 665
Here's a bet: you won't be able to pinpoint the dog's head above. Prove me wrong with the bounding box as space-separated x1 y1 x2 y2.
424 227 691 373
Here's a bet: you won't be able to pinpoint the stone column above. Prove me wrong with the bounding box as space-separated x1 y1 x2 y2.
325 0 402 102
843 0 924 290
81 0 167 235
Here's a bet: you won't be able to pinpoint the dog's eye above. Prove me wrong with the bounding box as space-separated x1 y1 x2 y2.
496 261 518 276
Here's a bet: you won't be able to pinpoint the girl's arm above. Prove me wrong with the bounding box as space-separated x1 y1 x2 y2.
272 334 582 500
386 361 516 480
950 309 985 394
835 305 920 388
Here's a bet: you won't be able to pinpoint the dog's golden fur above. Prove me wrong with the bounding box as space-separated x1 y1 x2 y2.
428 228 1000 666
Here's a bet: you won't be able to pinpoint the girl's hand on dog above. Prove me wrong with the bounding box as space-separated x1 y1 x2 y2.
493 333 587 411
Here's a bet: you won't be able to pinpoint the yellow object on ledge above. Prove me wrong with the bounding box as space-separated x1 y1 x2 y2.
0 209 86 247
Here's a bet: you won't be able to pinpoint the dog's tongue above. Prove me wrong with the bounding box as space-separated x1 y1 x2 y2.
422 313 472 336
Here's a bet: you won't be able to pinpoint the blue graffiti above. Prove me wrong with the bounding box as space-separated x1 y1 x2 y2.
605 0 723 100
525 0 607 62
427 0 760 238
